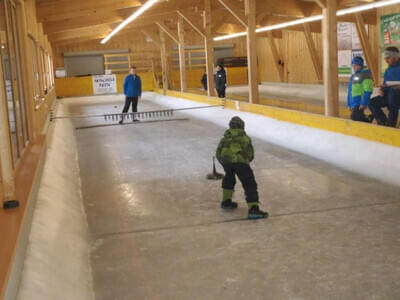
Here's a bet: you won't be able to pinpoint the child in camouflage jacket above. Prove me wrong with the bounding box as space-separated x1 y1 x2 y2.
216 116 268 219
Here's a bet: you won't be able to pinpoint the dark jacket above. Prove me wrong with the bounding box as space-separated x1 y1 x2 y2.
215 68 227 91
201 73 207 90
123 74 142 97
216 129 254 165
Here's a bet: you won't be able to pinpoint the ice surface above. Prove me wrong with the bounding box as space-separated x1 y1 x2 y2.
150 92 400 187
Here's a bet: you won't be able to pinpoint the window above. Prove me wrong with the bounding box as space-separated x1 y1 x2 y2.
48 55 54 87
28 36 40 105
40 47 47 94
0 0 30 164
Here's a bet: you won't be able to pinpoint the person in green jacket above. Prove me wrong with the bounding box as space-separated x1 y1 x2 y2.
216 116 268 219
347 56 374 123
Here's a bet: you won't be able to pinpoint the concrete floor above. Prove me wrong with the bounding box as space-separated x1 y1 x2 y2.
67 94 400 300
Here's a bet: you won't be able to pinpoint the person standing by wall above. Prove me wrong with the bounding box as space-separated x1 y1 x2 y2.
120 66 142 124
347 56 373 123
369 47 400 127
215 64 227 98
201 69 208 91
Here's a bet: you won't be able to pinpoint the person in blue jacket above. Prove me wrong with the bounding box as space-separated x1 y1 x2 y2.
369 46 400 127
120 66 142 124
347 56 373 123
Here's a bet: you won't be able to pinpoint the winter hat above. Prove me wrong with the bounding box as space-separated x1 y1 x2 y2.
229 116 245 129
384 46 400 58
352 56 364 67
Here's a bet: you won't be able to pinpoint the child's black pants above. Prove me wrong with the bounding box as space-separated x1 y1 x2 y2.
222 163 259 203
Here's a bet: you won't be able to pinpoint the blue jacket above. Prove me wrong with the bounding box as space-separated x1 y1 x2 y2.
347 68 373 108
383 61 400 93
123 74 142 97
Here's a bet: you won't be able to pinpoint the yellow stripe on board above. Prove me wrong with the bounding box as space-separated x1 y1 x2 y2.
154 88 400 148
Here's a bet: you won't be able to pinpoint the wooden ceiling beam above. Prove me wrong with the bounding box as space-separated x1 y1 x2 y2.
313 0 327 9
216 0 248 28
43 12 125 35
48 24 113 42
156 21 179 44
177 10 206 38
37 0 142 22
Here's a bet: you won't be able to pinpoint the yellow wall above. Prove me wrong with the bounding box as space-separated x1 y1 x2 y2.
55 72 154 97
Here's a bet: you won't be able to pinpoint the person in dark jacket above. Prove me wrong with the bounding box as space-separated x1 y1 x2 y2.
347 56 373 123
216 116 268 219
201 70 207 91
369 46 400 127
120 66 142 124
215 64 227 98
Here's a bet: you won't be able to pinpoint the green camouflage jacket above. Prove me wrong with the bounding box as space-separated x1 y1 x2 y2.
216 129 254 164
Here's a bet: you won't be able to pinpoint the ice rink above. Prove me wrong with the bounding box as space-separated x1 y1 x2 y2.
17 92 400 300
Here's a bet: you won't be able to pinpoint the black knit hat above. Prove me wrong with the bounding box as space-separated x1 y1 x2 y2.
229 116 245 129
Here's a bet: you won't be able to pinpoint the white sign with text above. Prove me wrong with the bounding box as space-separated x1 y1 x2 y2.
92 75 117 95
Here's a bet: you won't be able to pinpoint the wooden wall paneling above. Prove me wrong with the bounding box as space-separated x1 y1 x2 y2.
267 31 284 82
303 23 323 82
257 37 282 83
286 30 320 84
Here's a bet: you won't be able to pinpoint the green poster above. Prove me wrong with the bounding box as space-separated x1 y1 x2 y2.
381 13 400 46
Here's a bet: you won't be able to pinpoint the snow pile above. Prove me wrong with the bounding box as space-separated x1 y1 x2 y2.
149 92 400 187
16 101 94 300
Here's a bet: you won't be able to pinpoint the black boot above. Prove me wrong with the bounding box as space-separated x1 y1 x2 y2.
221 199 238 210
248 206 269 219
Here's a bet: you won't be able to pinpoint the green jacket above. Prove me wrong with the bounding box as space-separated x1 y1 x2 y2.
347 67 373 108
216 129 254 164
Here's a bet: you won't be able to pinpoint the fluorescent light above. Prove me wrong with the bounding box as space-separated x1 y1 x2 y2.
337 0 400 16
214 31 247 41
214 0 400 41
256 15 323 33
101 0 159 44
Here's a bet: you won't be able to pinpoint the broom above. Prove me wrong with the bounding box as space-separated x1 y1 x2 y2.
206 157 224 180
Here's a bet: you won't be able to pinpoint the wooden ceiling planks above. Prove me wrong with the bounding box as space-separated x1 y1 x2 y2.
39 0 381 45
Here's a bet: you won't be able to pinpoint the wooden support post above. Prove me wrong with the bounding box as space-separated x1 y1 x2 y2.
204 0 215 97
267 31 284 83
303 23 323 82
177 15 187 92
151 58 159 88
355 13 378 84
246 0 259 103
159 28 168 95
322 0 339 117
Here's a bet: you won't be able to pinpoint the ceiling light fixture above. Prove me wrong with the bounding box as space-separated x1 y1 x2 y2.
101 0 159 44
214 0 400 41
